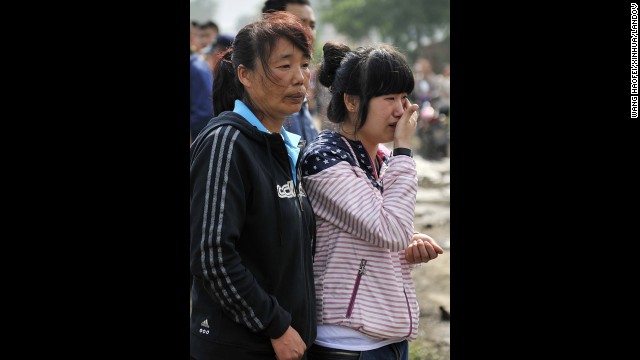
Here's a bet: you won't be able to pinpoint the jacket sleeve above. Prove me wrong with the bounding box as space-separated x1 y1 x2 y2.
190 126 291 339
303 155 417 252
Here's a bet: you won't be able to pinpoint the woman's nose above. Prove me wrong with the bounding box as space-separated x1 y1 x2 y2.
293 66 306 84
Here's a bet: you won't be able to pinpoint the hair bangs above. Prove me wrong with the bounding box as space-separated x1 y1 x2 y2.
365 49 414 97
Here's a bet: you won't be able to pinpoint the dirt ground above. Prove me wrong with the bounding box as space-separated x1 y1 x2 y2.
408 153 450 360
409 222 450 360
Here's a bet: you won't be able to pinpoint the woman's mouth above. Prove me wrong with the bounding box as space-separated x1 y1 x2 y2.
286 92 306 102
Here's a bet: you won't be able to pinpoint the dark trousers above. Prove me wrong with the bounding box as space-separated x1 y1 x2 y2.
307 340 408 360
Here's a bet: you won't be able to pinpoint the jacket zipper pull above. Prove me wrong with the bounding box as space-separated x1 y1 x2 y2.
346 259 367 318
295 139 306 212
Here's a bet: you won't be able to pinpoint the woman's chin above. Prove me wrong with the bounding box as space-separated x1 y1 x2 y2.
284 104 302 115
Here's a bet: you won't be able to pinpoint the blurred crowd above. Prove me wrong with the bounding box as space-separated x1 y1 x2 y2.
190 16 450 161
412 58 450 161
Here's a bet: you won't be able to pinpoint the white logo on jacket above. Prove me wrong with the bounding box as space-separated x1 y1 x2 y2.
199 319 210 334
277 180 306 198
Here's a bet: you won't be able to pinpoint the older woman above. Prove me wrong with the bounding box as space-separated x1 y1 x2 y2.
190 12 316 360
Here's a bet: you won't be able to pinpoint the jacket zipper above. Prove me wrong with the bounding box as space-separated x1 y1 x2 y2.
294 139 312 343
294 139 306 212
346 259 367 318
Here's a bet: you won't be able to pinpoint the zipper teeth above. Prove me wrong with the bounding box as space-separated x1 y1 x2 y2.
295 142 304 212
346 259 367 318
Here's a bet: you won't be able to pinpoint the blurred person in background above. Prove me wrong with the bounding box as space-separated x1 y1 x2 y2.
414 60 449 160
191 20 201 54
197 20 219 55
412 58 439 108
301 42 444 360
262 0 319 144
190 11 316 360
435 63 450 116
190 22 214 144
263 0 316 37
204 34 235 72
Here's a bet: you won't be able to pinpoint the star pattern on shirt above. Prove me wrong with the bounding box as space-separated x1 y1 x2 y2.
300 130 388 192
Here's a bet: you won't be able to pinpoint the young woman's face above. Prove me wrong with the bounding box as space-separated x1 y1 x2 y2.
358 93 409 144
245 38 311 122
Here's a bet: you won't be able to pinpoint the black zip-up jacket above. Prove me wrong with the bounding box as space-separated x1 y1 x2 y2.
190 111 316 357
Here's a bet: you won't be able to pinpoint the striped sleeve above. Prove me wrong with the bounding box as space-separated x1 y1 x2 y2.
304 155 418 252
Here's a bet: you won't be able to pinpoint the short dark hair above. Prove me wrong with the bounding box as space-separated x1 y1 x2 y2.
262 0 311 13
212 34 234 52
317 42 415 129
199 20 219 33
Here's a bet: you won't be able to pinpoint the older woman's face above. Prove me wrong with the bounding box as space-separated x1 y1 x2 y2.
245 38 311 123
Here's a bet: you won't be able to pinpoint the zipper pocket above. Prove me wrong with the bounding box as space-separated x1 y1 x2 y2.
346 259 367 318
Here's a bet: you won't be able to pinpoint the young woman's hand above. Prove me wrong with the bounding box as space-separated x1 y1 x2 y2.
393 99 419 149
405 232 444 264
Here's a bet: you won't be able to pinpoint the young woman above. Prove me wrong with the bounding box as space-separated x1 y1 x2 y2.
301 42 444 360
190 12 316 360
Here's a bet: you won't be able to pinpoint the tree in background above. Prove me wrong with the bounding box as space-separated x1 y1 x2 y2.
316 0 449 65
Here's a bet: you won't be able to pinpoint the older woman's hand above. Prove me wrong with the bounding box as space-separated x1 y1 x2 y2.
405 232 444 264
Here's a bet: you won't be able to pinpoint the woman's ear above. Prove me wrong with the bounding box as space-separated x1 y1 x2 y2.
343 94 359 113
237 64 252 88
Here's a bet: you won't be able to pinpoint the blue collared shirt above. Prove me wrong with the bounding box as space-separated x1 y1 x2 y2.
283 99 319 143
233 100 301 185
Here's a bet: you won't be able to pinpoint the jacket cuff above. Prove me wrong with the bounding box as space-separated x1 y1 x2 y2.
263 307 291 339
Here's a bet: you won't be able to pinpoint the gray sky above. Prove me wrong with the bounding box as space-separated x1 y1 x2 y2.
215 0 264 34
195 0 342 46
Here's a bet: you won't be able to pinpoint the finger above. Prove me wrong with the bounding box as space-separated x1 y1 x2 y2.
411 242 422 262
409 111 418 127
405 103 419 119
425 238 445 254
423 242 438 260
405 244 415 263
415 239 436 259
416 242 433 261
429 245 444 255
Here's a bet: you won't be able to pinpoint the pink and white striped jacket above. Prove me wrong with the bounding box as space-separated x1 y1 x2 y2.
300 130 419 340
